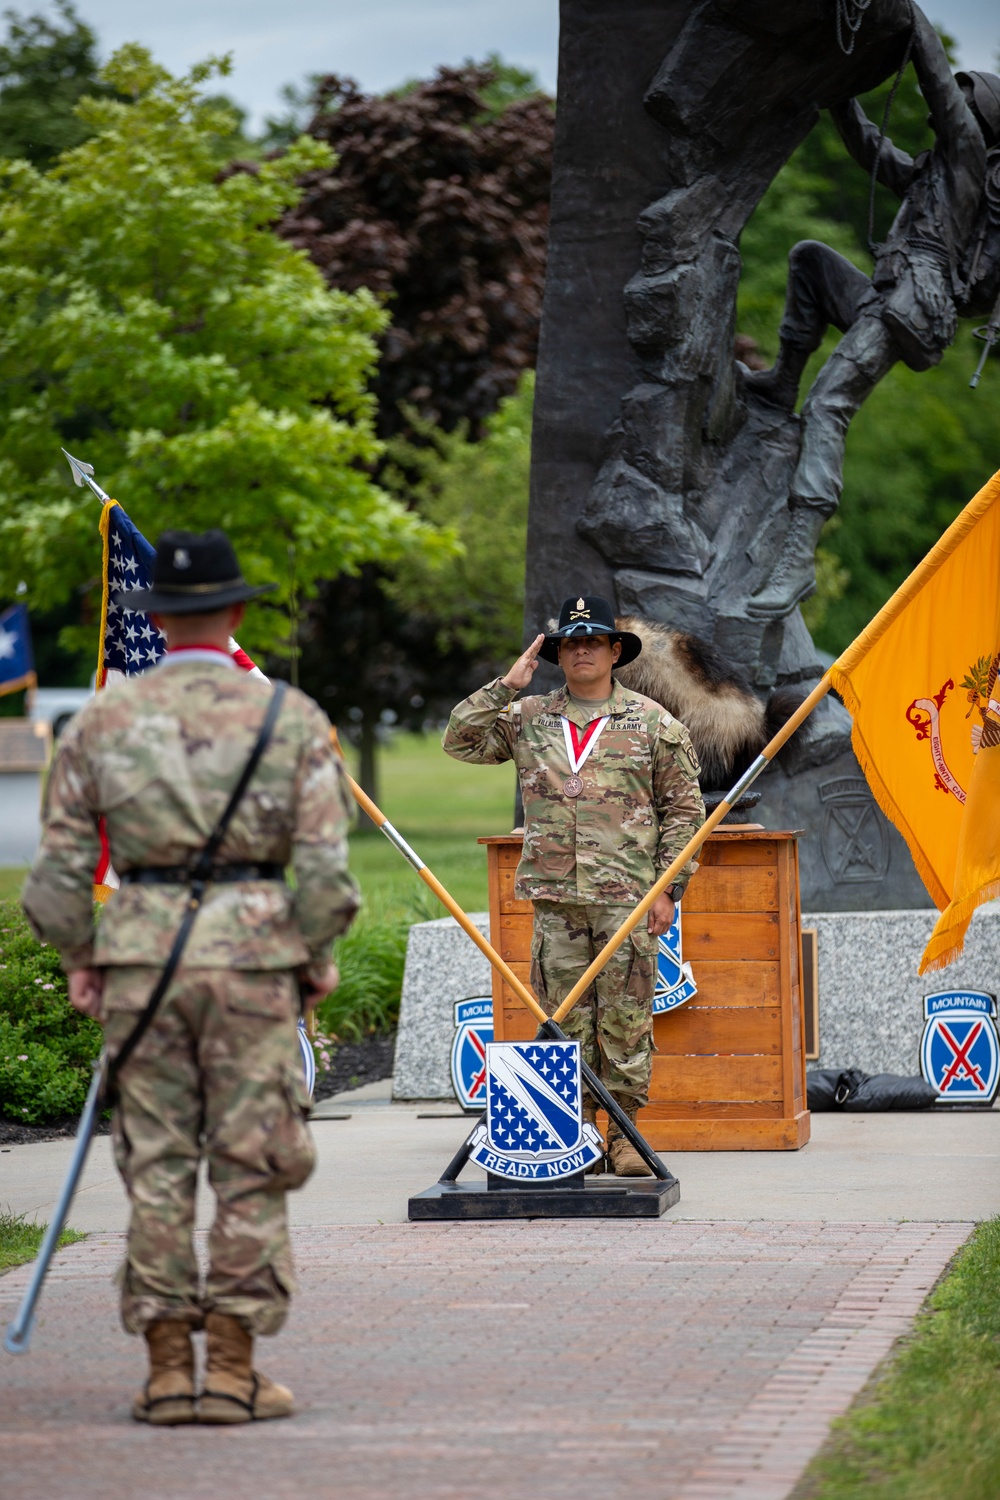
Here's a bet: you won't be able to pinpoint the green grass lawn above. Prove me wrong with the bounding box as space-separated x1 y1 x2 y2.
794 1217 1000 1500
343 732 516 919
0 731 515 920
0 1210 85 1274
0 867 27 902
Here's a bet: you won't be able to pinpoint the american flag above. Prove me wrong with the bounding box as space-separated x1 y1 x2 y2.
94 500 263 888
98 502 167 686
486 1042 582 1155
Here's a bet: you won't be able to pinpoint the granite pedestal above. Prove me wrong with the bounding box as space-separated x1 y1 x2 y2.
392 915 490 1101
0 772 42 865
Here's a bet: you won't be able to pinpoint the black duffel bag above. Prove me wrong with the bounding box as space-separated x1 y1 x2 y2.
806 1067 937 1112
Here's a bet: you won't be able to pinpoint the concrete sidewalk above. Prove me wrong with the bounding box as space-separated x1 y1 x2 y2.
2 1088 997 1229
1 1096 994 1498
0 1219 972 1500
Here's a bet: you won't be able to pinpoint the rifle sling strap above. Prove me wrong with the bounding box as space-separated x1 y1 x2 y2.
104 679 288 1100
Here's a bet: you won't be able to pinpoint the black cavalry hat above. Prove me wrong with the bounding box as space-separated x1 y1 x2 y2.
539 595 643 667
116 529 276 615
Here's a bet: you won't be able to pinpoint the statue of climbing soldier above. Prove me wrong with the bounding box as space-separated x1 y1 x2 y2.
746 5 1000 618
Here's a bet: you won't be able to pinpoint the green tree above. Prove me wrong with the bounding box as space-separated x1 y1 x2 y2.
387 373 533 665
0 47 448 662
0 1 105 168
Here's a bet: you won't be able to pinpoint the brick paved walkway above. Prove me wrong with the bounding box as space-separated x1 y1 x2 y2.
0 1220 969 1500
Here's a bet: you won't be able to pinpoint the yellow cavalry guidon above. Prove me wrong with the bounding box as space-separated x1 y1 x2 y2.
830 467 1000 973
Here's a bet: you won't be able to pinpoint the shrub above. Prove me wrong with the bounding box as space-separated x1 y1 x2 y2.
314 900 424 1043
0 889 414 1117
0 898 101 1123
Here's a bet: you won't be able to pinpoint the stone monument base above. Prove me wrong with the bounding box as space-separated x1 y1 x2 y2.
393 906 1000 1104
754 747 934 912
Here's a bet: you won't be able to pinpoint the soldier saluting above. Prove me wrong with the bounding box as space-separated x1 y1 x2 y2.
444 596 704 1175
23 530 359 1425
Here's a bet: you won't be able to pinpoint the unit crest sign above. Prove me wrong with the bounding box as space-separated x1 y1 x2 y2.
468 1041 604 1179
653 902 697 1014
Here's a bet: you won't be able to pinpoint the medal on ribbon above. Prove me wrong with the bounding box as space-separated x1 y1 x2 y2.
560 713 609 797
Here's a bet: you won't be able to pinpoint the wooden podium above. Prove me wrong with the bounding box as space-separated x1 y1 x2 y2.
479 831 809 1151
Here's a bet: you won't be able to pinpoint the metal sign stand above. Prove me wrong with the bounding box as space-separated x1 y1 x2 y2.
409 1030 680 1221
409 1161 680 1221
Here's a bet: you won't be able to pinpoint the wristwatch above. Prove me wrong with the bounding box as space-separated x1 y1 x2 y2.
664 883 681 902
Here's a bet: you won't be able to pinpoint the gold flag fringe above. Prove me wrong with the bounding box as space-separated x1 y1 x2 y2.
919 877 1000 973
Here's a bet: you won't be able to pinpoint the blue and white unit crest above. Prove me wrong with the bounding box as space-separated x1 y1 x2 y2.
653 902 697 1015
920 990 999 1104
450 997 494 1109
468 1040 603 1179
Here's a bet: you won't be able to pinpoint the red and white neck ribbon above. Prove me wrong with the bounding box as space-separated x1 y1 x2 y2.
561 714 610 776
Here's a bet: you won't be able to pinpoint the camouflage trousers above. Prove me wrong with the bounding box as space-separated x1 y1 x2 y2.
529 902 658 1110
101 967 315 1339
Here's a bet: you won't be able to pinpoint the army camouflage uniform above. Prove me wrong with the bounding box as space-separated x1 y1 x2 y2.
23 654 359 1337
443 678 704 1109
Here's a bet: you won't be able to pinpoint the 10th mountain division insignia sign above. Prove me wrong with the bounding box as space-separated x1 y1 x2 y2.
920 990 999 1104
468 1040 604 1179
450 998 494 1109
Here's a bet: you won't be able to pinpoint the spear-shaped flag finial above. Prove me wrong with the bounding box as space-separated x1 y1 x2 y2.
61 448 110 504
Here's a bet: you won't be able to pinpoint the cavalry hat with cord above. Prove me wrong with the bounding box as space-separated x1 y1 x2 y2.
116 528 276 615
538 595 643 666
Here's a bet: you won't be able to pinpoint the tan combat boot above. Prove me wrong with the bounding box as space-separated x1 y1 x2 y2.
582 1097 605 1175
606 1106 654 1178
199 1312 295 1424
132 1320 197 1426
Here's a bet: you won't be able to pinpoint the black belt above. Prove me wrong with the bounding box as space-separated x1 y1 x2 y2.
120 862 286 885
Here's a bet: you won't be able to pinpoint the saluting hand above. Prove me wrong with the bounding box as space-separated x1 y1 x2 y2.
502 634 546 691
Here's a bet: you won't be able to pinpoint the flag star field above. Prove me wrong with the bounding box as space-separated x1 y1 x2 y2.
102 506 166 678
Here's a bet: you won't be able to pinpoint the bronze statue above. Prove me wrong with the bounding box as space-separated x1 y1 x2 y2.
524 0 999 908
747 15 1000 617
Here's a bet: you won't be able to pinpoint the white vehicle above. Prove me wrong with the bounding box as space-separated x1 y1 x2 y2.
30 682 94 739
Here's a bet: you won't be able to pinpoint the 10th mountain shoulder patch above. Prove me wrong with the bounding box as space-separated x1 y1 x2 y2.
468 1040 604 1179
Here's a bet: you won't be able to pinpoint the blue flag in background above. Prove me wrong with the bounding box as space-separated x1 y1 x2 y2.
0 602 36 696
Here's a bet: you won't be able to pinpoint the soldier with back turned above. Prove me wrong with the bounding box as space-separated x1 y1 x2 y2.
23 529 359 1426
443 596 704 1175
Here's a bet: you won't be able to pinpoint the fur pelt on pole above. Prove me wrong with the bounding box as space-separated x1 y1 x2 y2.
614 617 802 791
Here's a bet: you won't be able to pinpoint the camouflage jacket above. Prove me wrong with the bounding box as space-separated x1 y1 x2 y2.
22 655 359 972
443 677 704 903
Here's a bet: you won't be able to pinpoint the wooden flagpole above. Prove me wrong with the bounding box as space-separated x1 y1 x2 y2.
549 675 832 1024
340 760 551 1029
333 678 832 1035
